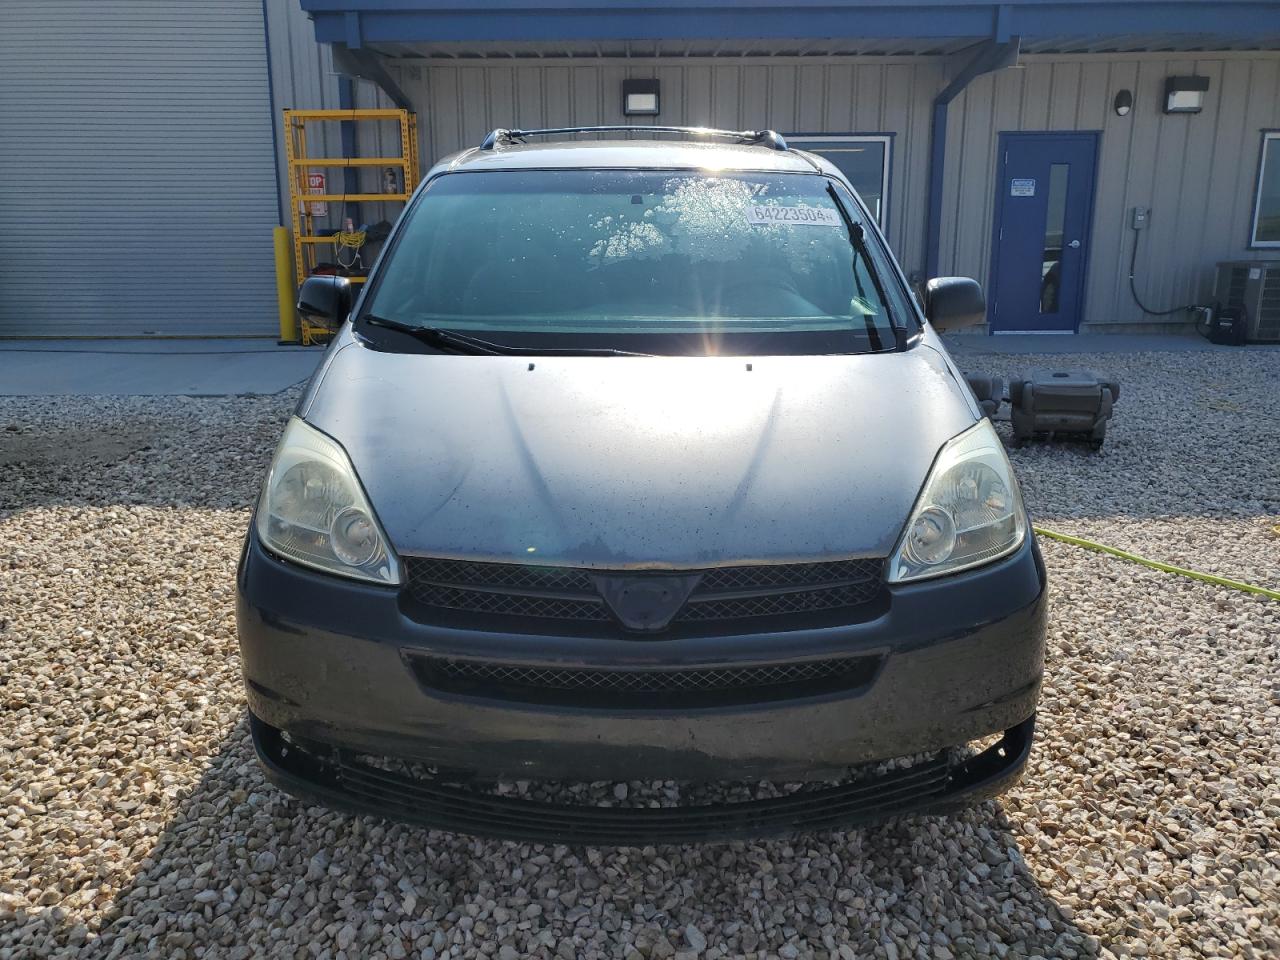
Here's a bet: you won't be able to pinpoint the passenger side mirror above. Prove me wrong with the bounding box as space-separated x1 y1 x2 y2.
924 277 986 331
297 275 353 329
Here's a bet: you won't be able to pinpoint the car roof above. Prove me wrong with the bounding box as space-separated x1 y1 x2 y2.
429 139 825 177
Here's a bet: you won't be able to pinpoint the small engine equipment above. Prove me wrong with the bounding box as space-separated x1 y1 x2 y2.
1009 369 1120 448
962 373 1004 419
1201 305 1248 346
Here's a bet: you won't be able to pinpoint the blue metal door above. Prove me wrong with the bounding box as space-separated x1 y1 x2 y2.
989 133 1098 332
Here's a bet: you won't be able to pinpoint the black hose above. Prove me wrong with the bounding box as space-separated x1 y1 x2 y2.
1127 229 1202 316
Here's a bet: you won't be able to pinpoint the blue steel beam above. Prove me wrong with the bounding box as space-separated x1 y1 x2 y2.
925 36 1021 279
298 1 1280 44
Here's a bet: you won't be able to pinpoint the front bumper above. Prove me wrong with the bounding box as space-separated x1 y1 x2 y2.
251 712 1034 844
237 531 1047 837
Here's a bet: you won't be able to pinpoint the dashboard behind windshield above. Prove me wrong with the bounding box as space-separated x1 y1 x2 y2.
362 169 907 354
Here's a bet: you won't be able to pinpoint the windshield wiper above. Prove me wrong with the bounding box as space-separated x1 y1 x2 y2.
363 315 502 354
826 184 907 352
362 315 655 357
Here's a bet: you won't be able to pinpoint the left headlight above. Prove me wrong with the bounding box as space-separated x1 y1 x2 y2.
256 417 401 585
888 418 1027 584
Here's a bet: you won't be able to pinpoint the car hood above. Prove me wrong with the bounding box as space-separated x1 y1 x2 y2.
303 339 976 568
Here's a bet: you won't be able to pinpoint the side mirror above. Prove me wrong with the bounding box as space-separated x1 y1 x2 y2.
297 275 353 329
924 277 986 331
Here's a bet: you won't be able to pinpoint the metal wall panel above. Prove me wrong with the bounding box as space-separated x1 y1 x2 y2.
263 0 401 241
941 53 1280 329
394 50 1280 330
0 0 283 336
390 59 945 275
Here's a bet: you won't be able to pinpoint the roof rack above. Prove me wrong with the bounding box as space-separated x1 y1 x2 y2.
479 126 789 152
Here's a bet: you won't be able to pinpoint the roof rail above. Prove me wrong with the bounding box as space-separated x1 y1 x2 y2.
479 126 789 152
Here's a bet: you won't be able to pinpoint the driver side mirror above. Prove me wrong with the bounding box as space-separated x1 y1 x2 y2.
297 275 353 330
924 277 986 331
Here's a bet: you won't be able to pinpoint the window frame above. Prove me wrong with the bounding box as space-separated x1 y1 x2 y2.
786 134 894 234
1249 130 1280 249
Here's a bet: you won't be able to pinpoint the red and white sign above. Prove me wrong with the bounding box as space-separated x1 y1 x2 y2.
305 171 328 217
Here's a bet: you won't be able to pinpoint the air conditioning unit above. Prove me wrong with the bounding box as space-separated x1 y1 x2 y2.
1213 261 1280 342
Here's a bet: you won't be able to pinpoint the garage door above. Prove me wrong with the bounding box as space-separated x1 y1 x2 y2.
0 0 280 336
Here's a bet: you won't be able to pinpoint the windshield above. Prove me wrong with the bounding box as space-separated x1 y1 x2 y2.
362 169 905 355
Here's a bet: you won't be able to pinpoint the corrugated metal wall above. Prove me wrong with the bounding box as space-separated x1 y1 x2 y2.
0 0 281 336
389 59 944 275
251 0 398 311
263 0 401 235
389 50 1280 330
941 52 1280 329
263 0 343 226
5 7 1268 339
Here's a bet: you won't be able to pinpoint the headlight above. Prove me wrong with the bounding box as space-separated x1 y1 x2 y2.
256 417 401 585
888 419 1026 583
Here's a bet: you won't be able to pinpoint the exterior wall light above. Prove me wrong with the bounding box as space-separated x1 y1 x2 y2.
623 79 660 116
1164 76 1209 114
1113 90 1133 117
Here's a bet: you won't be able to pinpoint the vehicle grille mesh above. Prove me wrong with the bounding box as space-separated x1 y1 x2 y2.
405 558 596 594
676 581 881 622
403 556 883 632
408 654 882 707
415 584 611 621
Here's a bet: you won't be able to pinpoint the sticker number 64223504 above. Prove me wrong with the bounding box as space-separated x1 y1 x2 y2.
746 205 841 226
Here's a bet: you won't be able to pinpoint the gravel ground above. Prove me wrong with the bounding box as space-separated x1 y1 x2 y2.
2 350 1278 960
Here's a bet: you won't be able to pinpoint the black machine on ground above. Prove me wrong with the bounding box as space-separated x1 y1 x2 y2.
1009 369 1121 447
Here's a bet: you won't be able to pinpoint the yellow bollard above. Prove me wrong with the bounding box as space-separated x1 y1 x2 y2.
273 226 299 343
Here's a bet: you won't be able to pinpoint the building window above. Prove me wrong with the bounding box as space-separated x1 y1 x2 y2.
787 136 892 230
1251 132 1280 247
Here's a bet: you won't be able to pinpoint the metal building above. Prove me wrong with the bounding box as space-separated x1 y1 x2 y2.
3 1 1280 337
300 0 1280 335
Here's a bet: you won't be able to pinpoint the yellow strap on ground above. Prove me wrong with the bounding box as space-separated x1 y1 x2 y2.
1033 526 1280 602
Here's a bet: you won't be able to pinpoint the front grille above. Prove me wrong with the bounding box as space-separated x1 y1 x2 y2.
405 558 596 594
403 556 884 634
675 581 881 622
417 585 610 621
696 560 872 591
408 654 882 708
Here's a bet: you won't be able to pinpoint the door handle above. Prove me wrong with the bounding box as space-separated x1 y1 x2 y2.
1067 239 1081 249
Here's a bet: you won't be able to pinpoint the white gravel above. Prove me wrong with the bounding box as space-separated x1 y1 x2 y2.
2 349 1278 960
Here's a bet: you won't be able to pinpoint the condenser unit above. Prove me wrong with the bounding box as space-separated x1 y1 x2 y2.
1213 261 1280 342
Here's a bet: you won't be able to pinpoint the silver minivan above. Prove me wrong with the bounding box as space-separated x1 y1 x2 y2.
237 127 1046 843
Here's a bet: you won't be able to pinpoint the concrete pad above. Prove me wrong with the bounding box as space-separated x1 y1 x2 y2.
0 339 324 397
3 333 1275 397
942 332 1280 355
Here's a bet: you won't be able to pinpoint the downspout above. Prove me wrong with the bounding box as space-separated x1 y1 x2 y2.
259 0 287 226
338 76 359 223
924 34 1021 280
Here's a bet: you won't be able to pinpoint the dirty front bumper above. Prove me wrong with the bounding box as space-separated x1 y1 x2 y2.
236 531 1047 840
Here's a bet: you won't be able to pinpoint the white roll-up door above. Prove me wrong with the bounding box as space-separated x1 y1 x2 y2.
0 0 280 336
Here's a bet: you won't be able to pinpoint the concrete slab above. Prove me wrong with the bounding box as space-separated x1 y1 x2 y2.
0 340 325 397
2 333 1275 397
942 332 1280 355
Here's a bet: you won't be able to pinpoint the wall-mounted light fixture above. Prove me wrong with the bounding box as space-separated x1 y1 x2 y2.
622 78 660 116
1164 75 1209 114
1113 89 1133 117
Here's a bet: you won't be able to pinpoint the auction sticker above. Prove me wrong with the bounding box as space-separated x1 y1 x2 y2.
747 204 841 226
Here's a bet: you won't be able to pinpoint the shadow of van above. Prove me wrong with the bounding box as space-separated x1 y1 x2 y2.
17 717 1100 959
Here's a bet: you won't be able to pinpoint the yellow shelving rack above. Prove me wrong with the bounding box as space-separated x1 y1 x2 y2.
284 108 420 344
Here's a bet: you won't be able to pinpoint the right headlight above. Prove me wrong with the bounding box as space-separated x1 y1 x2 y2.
256 417 401 585
888 418 1027 583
